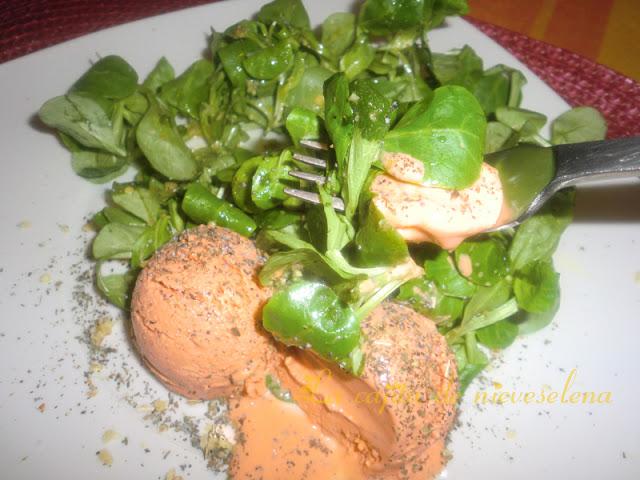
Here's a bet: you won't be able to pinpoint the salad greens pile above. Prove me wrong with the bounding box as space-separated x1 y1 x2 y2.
39 0 607 388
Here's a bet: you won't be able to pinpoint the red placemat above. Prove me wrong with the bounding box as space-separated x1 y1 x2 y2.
1 0 638 138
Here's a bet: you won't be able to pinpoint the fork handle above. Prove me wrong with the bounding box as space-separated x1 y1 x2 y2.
553 136 640 189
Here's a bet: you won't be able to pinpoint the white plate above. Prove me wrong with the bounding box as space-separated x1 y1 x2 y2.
1 1 639 479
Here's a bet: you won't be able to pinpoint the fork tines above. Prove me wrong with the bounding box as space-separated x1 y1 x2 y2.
300 140 331 151
288 170 327 184
292 152 328 168
283 188 345 212
287 141 344 210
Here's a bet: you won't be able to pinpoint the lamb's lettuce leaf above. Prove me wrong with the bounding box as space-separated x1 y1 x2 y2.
383 85 486 188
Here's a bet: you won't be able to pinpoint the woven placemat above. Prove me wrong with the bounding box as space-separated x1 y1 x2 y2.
1 0 638 138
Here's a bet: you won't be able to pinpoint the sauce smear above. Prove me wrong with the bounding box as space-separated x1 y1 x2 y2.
229 392 365 480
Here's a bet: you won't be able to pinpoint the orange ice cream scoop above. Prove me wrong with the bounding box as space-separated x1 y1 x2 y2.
278 302 458 480
371 162 504 250
130 225 276 399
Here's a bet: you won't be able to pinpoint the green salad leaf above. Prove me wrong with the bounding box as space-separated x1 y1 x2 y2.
455 238 509 287
263 281 363 374
427 0 469 27
143 57 175 92
283 63 332 116
447 296 518 342
424 249 476 298
359 0 467 35
71 55 138 102
513 259 560 313
70 149 129 183
476 319 518 350
396 277 465 323
217 38 261 87
340 36 375 80
160 59 213 118
93 206 146 227
39 94 126 156
354 197 409 267
244 40 295 80
96 263 138 310
432 45 483 90
359 0 426 35
484 120 514 154
551 106 607 145
495 106 548 145
509 191 574 270
455 333 489 393
251 150 297 210
383 85 486 188
285 107 321 145
322 12 356 60
472 68 510 115
131 215 174 268
111 184 162 225
92 223 145 260
136 100 200 180
256 0 311 29
513 297 560 335
324 73 354 171
342 129 383 219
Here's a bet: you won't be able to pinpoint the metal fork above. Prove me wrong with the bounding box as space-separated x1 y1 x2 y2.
286 137 640 232
286 140 346 211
